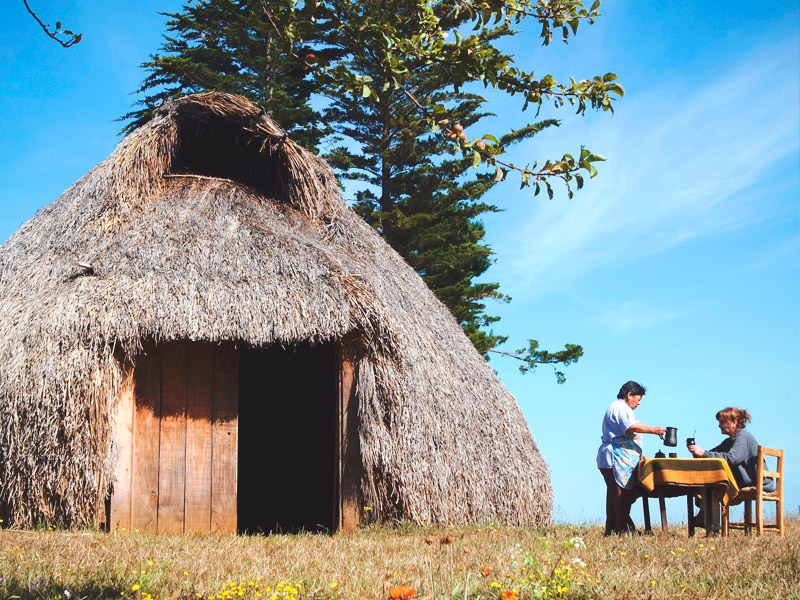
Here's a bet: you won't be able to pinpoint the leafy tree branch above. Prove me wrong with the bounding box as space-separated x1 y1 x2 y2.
22 0 82 48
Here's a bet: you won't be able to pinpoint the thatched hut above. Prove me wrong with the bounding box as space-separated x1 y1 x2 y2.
0 92 551 533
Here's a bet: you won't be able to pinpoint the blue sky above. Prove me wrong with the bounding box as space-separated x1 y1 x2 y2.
2 1 798 526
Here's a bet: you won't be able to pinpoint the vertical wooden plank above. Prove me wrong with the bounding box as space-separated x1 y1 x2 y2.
339 333 362 531
110 362 135 532
131 341 161 532
184 342 214 533
158 342 188 534
211 343 239 533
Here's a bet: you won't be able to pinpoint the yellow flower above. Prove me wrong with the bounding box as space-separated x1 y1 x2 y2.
148 561 154 567
670 551 677 556
650 580 656 586
491 581 502 588
132 584 141 591
331 582 339 588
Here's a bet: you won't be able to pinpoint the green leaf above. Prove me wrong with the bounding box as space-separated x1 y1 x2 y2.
362 84 371 98
472 151 481 168
494 166 504 182
607 83 625 97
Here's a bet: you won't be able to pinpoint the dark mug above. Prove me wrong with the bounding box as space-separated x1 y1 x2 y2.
669 452 677 458
686 437 696 447
664 427 678 447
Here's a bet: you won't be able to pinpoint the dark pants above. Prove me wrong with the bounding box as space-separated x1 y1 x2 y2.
600 468 637 535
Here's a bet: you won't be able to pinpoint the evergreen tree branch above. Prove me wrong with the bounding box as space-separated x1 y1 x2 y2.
490 341 584 383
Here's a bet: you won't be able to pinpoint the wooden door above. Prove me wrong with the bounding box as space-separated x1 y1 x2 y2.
110 340 239 533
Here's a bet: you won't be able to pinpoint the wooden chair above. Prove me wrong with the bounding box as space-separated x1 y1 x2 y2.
722 446 784 536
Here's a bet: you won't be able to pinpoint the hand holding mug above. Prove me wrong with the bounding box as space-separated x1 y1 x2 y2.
687 444 705 457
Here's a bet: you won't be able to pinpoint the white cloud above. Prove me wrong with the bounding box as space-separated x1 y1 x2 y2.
485 38 800 300
601 300 692 333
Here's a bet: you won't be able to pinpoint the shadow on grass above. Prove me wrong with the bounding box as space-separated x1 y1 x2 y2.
0 578 123 599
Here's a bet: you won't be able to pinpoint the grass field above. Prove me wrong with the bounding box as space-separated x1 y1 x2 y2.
0 518 798 599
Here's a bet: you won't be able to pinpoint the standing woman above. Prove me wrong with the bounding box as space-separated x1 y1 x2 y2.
597 381 666 535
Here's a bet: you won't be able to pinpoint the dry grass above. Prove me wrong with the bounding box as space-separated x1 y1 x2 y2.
0 518 797 600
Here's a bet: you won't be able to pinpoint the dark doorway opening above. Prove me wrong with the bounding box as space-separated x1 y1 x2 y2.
238 342 337 534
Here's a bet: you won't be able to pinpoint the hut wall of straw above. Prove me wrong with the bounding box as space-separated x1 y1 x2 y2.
0 93 552 528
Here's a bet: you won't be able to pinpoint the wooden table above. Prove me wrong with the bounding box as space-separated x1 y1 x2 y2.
636 457 739 535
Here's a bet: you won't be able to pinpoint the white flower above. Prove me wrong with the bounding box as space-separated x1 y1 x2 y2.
567 536 586 550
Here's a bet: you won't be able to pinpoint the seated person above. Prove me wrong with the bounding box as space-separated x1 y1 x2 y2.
688 406 775 531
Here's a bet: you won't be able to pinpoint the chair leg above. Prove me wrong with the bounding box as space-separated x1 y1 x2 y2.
756 494 764 536
721 503 729 536
777 498 784 537
744 501 752 535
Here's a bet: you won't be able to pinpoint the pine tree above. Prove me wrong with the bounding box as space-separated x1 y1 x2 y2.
121 0 328 151
123 0 617 378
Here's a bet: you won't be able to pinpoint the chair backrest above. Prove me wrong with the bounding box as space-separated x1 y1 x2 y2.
757 446 783 496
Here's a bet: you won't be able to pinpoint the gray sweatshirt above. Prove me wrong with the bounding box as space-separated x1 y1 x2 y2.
704 429 776 493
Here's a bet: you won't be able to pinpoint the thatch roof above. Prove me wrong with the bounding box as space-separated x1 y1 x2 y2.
0 92 551 528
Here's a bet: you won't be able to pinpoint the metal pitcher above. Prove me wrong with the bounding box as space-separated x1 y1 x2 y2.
664 426 678 447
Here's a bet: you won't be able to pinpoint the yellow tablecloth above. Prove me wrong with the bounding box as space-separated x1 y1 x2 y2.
638 458 739 504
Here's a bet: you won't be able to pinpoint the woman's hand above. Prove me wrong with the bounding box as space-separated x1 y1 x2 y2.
688 444 705 457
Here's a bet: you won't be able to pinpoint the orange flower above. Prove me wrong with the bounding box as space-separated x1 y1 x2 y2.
500 591 518 600
389 585 416 599
480 567 491 577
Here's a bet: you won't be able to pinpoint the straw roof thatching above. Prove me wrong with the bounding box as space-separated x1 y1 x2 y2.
0 92 552 528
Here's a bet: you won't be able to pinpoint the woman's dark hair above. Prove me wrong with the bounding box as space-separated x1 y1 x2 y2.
617 381 646 400
716 407 752 430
